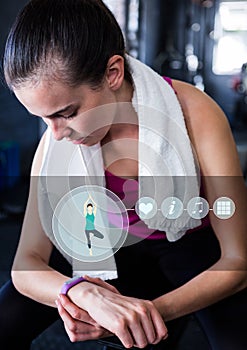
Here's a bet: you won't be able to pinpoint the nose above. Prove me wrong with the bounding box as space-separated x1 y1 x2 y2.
46 118 71 141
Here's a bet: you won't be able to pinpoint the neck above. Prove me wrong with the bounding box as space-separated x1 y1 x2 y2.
103 80 138 143
116 79 134 102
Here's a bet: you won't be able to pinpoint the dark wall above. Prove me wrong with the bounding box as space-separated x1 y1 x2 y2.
139 0 245 130
0 0 40 176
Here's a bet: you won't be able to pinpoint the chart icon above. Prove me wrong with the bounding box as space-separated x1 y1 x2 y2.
213 197 236 219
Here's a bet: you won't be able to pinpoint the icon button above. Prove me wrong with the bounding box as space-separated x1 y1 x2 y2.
213 197 235 219
161 197 184 219
135 197 157 220
187 197 209 219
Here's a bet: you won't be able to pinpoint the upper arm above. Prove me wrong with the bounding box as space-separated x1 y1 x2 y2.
83 201 88 216
13 131 53 270
172 80 243 176
173 80 247 265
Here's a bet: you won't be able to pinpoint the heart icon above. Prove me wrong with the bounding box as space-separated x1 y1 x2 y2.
139 202 153 215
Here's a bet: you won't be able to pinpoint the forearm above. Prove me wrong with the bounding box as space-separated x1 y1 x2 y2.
12 255 72 307
153 258 247 321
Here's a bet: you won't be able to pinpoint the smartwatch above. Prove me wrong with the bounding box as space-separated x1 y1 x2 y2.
60 276 86 295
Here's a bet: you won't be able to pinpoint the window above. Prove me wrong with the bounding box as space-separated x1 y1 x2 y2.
213 1 247 75
103 0 140 58
103 0 126 31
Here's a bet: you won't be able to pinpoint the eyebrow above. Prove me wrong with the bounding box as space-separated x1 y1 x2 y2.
30 104 74 119
45 104 75 118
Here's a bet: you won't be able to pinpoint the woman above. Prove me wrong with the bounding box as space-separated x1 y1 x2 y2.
83 195 104 256
0 0 247 349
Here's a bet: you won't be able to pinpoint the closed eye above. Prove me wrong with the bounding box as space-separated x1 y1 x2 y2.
28 107 78 120
63 112 77 120
55 111 77 120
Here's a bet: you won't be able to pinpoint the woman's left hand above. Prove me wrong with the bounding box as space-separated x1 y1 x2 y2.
56 276 119 342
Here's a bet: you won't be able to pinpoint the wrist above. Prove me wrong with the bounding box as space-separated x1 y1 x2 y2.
153 296 172 322
67 280 97 310
61 276 86 295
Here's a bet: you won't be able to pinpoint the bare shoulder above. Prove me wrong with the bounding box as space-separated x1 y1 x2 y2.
172 80 242 176
172 80 229 140
31 130 47 176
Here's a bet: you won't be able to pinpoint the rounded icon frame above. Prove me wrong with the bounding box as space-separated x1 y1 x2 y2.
135 197 158 220
161 197 184 219
187 197 210 219
52 185 129 262
213 196 236 220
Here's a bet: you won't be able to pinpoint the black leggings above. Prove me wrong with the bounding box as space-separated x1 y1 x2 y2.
85 229 104 249
0 227 247 350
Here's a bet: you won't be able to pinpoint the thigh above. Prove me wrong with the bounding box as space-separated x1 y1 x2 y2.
157 226 221 288
107 239 192 348
195 287 247 350
155 227 247 349
110 239 173 300
0 279 59 350
0 247 72 350
92 229 104 239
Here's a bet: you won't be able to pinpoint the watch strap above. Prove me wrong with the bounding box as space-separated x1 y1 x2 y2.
61 276 86 295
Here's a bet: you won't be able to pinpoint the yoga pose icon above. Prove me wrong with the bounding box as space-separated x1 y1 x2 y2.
83 194 104 256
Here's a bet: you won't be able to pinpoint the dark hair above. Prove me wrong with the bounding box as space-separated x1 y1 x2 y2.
87 203 93 208
4 0 132 90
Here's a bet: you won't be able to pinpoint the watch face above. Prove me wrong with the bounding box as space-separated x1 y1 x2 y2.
52 185 129 263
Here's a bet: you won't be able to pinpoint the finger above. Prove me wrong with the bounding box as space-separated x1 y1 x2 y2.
56 300 74 332
56 299 84 332
127 313 149 349
57 299 108 342
149 307 168 344
58 294 97 326
114 325 135 349
100 330 115 338
83 275 121 294
64 321 113 342
130 325 148 349
139 310 157 345
56 299 97 334
64 323 107 342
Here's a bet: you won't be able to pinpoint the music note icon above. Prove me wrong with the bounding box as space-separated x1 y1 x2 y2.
187 197 209 219
192 201 203 214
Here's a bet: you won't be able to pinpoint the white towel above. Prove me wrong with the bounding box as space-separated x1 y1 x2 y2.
128 55 201 240
38 55 201 280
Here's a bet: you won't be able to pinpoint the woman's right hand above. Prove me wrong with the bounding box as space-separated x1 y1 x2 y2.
68 279 168 349
56 295 113 342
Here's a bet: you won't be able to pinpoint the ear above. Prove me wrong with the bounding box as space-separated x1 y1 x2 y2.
106 55 125 91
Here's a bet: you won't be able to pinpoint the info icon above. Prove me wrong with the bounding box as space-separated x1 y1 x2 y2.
213 197 236 219
161 197 184 219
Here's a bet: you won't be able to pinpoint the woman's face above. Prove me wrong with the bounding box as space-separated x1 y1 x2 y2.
87 206 93 214
14 79 118 146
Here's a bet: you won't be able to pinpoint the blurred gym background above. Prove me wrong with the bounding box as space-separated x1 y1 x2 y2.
0 1 247 349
